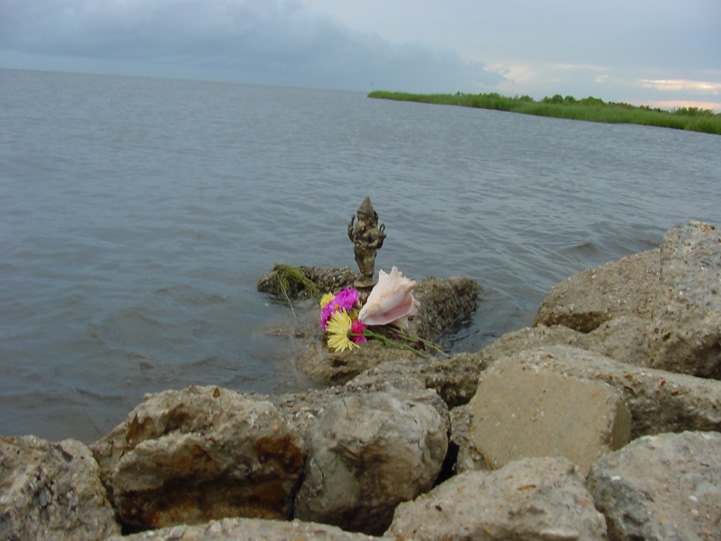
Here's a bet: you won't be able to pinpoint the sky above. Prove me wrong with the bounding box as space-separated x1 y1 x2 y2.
1 0 720 110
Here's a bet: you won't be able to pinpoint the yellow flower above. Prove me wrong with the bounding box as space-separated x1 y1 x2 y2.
320 292 335 309
325 310 359 352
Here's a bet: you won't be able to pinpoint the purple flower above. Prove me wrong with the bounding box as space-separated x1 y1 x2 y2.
320 287 360 330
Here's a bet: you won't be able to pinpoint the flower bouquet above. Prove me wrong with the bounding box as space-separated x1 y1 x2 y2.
320 266 443 358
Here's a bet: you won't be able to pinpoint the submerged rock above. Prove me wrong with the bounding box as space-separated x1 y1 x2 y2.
0 435 120 540
257 265 356 299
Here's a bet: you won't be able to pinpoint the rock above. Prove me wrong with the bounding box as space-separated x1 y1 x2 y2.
111 517 392 540
461 356 631 475
579 315 652 367
294 388 449 535
0 435 120 540
387 456 607 540
478 324 585 363
257 265 356 299
91 385 305 531
347 351 486 408
472 346 721 439
646 220 721 378
295 339 419 386
478 321 653 370
587 431 721 540
294 276 480 385
412 276 482 342
533 248 660 332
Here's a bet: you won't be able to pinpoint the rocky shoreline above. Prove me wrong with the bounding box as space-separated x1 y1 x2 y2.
2 220 720 540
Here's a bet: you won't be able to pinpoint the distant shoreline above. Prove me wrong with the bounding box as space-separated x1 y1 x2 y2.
368 91 721 135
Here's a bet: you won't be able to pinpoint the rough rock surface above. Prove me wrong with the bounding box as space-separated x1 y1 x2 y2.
388 456 607 540
294 388 449 535
478 321 653 369
257 265 356 299
110 517 392 540
91 386 305 530
533 248 660 332
0 435 120 540
464 356 631 475
294 275 480 385
345 351 486 408
587 431 721 540
646 221 721 378
412 276 482 342
461 346 721 440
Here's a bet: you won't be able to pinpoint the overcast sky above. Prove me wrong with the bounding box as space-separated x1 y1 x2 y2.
1 0 719 109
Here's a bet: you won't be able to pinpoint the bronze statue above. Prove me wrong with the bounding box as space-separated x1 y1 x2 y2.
348 197 386 293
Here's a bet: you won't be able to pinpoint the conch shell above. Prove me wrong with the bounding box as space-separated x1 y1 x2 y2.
358 266 418 329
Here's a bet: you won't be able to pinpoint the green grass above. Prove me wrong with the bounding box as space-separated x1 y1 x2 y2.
367 91 721 135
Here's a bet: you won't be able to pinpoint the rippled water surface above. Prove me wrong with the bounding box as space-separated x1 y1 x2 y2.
2 68 720 442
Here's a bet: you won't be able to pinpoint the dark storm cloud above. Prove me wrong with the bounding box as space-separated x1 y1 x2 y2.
0 0 503 92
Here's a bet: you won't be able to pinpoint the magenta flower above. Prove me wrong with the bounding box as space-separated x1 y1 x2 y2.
350 318 367 344
320 287 361 330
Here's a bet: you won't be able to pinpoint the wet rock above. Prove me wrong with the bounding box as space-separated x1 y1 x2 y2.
388 456 607 540
533 248 660 332
412 276 482 342
91 385 305 531
111 517 392 540
474 346 721 439
587 431 721 540
646 220 721 378
461 355 631 475
257 265 356 299
294 388 449 535
294 276 480 385
0 435 120 540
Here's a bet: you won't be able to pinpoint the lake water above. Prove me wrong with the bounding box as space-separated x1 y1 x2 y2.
1 68 720 443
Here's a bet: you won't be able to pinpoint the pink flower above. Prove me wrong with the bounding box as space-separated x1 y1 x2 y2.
350 318 367 344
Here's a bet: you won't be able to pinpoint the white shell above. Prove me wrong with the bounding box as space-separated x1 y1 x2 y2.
358 266 418 328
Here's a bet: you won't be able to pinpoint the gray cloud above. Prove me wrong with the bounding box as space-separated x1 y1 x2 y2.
0 0 504 92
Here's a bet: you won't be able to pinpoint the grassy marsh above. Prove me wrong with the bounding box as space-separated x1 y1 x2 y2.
368 91 721 135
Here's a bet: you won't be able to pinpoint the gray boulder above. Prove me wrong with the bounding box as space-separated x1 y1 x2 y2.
461 355 630 475
111 517 392 540
0 435 120 540
646 220 721 378
587 431 721 540
468 346 721 439
91 385 305 531
479 321 653 369
294 388 449 535
533 248 660 332
388 456 607 540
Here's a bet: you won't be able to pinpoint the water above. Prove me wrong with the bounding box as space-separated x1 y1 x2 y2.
1 68 720 443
